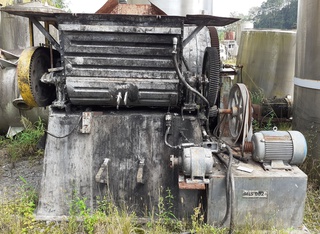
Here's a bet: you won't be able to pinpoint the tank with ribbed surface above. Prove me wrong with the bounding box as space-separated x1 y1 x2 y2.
237 29 296 99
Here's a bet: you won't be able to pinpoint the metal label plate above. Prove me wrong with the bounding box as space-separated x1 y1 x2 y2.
242 190 268 198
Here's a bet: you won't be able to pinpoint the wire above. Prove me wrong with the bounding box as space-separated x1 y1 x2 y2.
228 146 235 233
46 115 82 139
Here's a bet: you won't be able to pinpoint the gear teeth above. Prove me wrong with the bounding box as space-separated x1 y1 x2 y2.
202 27 221 107
204 47 220 107
208 26 220 54
17 47 58 107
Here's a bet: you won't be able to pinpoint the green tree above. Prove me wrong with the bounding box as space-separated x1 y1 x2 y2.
10 0 69 9
42 0 69 9
253 0 298 29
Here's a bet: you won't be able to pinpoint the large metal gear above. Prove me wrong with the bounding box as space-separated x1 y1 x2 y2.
17 47 58 107
202 27 221 107
202 47 220 107
207 26 220 54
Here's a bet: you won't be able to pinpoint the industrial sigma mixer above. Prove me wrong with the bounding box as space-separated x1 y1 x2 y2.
2 2 307 229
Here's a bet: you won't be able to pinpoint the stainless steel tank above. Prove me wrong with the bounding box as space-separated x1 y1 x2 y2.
150 0 213 74
127 0 150 4
184 26 211 74
293 0 320 180
0 67 48 134
0 10 53 50
114 0 214 16
0 10 29 50
150 0 213 16
237 30 296 99
235 21 254 46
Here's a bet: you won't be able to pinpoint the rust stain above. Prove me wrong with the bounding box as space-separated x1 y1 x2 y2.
95 0 118 14
96 0 167 15
264 136 291 141
179 181 206 190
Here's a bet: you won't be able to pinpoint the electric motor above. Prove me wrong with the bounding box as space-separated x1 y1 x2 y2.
252 130 307 165
182 146 214 181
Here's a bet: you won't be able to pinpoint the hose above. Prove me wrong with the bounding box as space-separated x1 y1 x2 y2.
216 146 235 234
172 53 211 133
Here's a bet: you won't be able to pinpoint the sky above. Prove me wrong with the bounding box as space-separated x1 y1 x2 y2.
67 0 265 16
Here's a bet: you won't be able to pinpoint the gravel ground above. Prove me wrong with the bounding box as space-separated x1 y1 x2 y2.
0 149 43 200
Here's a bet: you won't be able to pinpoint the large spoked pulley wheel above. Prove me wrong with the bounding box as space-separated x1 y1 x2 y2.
17 47 59 107
202 47 220 107
228 83 251 143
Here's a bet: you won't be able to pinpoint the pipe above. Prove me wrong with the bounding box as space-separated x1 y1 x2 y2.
29 19 34 47
164 126 180 149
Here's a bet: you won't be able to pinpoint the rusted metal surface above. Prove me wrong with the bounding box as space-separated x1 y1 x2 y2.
219 108 232 114
95 0 119 14
185 15 239 27
178 181 206 190
2 3 238 28
96 0 167 15
252 98 292 122
106 4 164 15
243 141 253 153
207 26 220 48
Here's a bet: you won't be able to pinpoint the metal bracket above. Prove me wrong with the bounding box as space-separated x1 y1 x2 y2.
80 112 93 134
182 25 205 48
136 157 145 184
30 17 62 53
95 158 110 183
116 92 122 110
0 49 19 68
263 160 292 171
178 175 206 190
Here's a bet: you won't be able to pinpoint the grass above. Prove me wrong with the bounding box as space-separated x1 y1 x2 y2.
2 117 45 163
0 182 319 233
250 89 265 105
304 182 320 232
